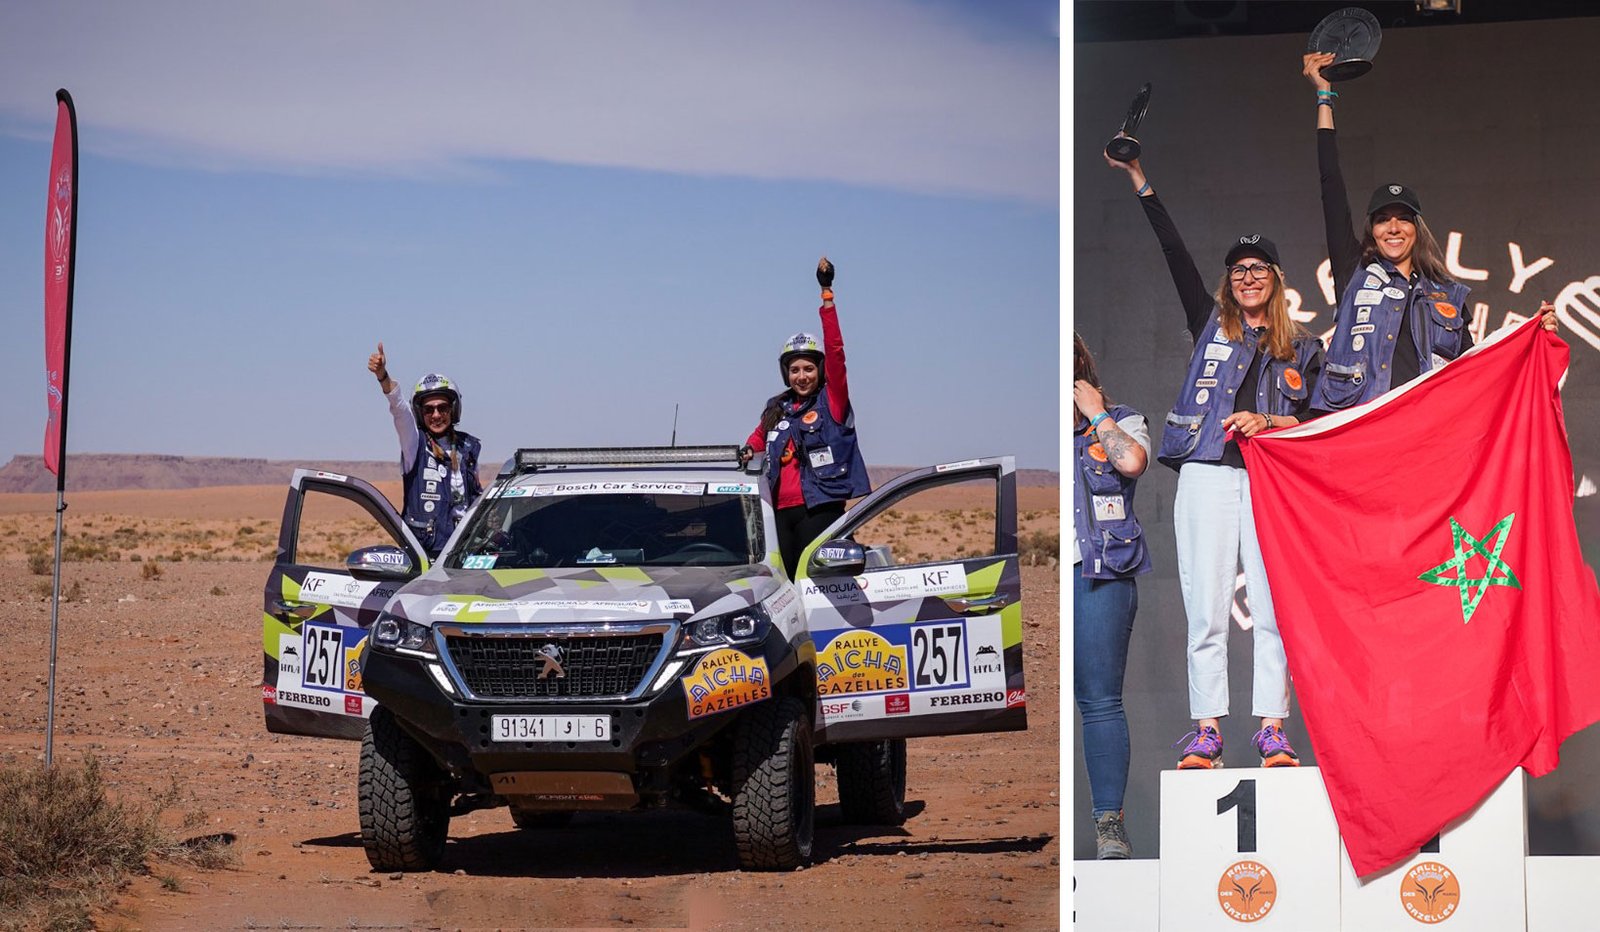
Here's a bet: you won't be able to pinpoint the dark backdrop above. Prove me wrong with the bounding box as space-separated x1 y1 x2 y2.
1072 14 1600 860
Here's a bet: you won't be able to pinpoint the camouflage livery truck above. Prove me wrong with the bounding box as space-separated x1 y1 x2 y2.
261 446 1027 871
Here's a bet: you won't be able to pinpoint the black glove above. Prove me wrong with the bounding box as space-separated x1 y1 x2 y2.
816 257 834 290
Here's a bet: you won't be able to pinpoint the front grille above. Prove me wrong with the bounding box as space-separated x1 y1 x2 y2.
444 633 666 699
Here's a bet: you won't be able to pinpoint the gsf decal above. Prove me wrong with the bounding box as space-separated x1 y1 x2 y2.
912 623 968 688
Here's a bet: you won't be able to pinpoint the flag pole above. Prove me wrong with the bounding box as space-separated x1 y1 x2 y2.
44 88 79 769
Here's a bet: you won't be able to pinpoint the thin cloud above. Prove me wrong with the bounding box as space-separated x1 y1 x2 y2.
0 1 1057 203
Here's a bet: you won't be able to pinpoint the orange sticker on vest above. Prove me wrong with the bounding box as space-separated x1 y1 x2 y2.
1088 443 1108 462
1283 368 1303 391
801 410 819 425
1435 302 1458 319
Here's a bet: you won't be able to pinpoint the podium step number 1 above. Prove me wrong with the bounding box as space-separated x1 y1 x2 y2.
1159 767 1342 930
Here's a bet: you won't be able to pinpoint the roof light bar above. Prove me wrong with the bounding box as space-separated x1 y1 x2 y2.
515 446 744 469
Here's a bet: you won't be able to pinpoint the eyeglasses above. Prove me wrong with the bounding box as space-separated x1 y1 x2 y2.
421 402 452 415
1228 263 1273 282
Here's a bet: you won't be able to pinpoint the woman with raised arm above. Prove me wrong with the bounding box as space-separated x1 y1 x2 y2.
1301 51 1554 411
1104 144 1322 771
1072 332 1152 859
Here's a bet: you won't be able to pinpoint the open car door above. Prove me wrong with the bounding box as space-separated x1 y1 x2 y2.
262 469 427 740
795 456 1026 743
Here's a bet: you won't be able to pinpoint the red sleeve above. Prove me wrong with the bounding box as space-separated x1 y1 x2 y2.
746 423 767 452
820 302 849 422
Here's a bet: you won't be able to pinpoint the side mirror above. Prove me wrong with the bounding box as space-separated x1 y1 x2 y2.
346 545 415 581
810 538 866 577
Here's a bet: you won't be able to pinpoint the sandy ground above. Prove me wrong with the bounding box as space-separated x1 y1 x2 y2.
0 486 1062 931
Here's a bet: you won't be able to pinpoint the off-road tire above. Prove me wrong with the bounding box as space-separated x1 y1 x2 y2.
835 738 907 825
510 809 575 830
731 696 815 870
358 706 450 872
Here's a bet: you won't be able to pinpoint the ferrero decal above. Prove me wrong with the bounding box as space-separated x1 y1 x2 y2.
815 630 908 696
1216 860 1277 923
1399 861 1460 924
681 648 771 719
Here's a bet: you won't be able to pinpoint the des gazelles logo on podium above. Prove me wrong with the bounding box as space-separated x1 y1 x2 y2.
1216 860 1278 922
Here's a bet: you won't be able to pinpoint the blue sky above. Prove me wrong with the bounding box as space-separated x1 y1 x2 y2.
0 1 1060 473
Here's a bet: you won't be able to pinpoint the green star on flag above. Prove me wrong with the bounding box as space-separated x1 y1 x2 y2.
1418 513 1521 624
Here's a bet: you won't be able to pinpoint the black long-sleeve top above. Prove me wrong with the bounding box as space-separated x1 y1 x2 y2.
1318 127 1422 390
1138 191 1282 469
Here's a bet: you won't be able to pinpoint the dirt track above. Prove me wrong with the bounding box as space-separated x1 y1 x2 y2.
0 492 1060 931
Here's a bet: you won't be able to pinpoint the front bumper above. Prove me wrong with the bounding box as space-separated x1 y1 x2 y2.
361 624 800 796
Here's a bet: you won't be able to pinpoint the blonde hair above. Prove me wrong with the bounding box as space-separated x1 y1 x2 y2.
1211 265 1307 361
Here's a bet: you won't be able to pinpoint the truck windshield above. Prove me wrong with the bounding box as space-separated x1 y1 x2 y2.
448 485 763 569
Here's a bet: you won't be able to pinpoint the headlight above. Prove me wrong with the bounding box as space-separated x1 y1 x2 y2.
679 605 770 652
371 613 437 658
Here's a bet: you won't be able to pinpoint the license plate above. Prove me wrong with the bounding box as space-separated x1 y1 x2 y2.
490 714 611 742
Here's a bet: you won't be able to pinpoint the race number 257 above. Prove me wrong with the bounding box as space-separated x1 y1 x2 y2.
912 623 966 687
302 625 343 690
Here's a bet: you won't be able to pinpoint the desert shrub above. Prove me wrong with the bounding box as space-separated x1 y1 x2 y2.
27 551 51 576
1019 529 1060 565
0 756 235 931
141 562 163 581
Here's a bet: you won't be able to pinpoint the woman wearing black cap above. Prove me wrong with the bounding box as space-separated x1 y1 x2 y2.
1105 147 1323 771
1301 51 1555 409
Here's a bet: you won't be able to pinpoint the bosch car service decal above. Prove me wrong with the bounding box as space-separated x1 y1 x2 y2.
681 648 771 719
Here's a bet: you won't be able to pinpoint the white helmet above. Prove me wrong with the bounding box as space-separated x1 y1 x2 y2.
778 333 823 385
411 373 462 427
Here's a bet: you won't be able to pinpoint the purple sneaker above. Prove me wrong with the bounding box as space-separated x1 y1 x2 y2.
1253 724 1300 767
1176 725 1224 769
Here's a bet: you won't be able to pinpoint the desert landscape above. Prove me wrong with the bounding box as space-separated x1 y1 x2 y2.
0 460 1061 931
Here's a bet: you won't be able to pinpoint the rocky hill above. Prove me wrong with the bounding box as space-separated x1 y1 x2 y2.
0 453 1056 494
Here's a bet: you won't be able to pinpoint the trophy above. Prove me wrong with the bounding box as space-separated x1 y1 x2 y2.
1104 83 1152 163
1307 7 1383 81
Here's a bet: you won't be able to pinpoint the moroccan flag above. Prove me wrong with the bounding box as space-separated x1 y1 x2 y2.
1239 317 1600 876
43 89 79 483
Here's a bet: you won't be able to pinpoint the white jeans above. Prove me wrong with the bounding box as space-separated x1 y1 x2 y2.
1174 462 1290 720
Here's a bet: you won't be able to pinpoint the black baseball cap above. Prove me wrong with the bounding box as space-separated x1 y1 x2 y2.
1367 183 1422 218
1224 234 1280 268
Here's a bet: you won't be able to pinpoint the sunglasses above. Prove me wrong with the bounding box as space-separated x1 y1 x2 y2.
421 402 452 415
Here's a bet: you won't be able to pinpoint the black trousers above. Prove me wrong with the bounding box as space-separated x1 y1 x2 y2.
774 501 846 579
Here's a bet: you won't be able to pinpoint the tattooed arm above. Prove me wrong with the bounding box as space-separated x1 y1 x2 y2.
1074 380 1148 478
1095 418 1149 478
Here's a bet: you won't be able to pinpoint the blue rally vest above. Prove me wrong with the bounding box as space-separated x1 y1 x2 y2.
1310 261 1472 411
402 430 483 556
1074 405 1152 579
1157 313 1322 471
763 386 871 507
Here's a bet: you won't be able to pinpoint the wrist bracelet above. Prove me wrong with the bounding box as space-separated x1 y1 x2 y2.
1317 100 1334 109
1089 412 1110 429
1317 89 1337 98
1136 180 1151 196
1264 413 1275 429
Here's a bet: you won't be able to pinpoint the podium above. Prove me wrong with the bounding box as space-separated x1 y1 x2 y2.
1338 770 1526 930
1074 767 1546 930
1158 767 1341 930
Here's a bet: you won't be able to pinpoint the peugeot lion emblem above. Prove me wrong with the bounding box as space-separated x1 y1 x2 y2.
537 644 566 679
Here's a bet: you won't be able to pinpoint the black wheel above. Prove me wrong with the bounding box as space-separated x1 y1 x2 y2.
731 696 815 870
358 706 450 872
835 738 907 825
510 809 575 829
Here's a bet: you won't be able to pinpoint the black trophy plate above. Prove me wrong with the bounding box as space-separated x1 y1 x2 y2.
1307 7 1382 81
1105 83 1151 163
